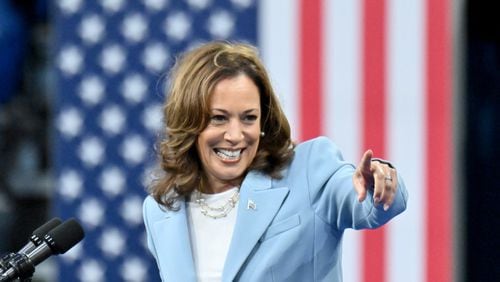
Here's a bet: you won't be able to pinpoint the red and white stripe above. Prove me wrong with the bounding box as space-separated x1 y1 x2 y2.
258 0 453 281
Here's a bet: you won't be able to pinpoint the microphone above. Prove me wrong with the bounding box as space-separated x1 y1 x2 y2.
0 218 85 281
0 218 62 273
19 217 63 255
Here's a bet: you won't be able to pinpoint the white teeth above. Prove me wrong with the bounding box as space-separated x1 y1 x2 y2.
216 149 241 160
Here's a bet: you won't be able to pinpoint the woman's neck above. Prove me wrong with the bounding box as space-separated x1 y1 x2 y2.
202 178 242 194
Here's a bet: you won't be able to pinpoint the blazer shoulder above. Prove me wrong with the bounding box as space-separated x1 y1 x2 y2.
143 194 157 210
143 195 169 221
294 136 342 160
295 136 336 150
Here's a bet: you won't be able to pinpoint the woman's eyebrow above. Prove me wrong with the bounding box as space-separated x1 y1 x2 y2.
210 108 259 114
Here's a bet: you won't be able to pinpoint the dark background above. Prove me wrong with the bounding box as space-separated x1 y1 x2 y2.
465 0 500 281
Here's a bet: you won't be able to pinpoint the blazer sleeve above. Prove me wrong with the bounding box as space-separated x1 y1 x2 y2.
303 137 408 231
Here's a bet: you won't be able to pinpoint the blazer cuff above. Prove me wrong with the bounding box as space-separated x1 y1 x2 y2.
371 158 395 169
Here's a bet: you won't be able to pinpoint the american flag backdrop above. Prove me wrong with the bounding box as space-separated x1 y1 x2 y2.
53 0 454 282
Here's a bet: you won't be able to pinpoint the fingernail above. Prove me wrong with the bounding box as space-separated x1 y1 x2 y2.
383 204 390 211
373 197 380 203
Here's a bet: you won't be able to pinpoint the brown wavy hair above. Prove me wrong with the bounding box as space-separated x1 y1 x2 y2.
149 41 294 210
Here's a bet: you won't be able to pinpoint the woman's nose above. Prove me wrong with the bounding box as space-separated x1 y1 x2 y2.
224 120 244 142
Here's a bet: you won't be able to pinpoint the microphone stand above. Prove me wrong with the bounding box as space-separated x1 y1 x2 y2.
0 253 14 274
0 253 33 282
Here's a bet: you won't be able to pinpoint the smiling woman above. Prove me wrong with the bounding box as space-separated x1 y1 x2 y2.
143 41 408 282
150 42 294 210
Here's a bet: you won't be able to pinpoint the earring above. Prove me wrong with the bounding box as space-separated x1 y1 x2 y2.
260 132 265 137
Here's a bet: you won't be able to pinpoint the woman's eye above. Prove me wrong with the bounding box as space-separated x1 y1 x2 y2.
243 115 258 122
210 115 227 124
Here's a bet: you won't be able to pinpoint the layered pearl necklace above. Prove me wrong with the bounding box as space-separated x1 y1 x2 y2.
194 188 240 219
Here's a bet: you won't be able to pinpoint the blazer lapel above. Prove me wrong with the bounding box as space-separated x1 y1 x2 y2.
222 171 289 281
153 200 196 282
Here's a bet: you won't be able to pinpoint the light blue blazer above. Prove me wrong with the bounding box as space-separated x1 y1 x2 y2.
143 137 408 281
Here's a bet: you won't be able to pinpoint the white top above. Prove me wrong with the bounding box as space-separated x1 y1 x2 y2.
187 187 239 282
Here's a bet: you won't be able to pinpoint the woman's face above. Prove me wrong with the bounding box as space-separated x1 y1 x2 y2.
196 74 261 193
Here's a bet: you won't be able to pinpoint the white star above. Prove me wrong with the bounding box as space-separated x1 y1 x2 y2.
99 105 126 135
58 0 83 14
231 0 253 9
60 241 83 262
79 76 105 106
120 257 148 282
122 13 148 43
142 43 169 73
78 136 105 167
120 196 143 226
78 259 105 282
79 14 105 44
79 198 105 228
122 74 148 104
99 166 125 197
142 103 163 133
99 228 126 258
120 135 148 165
187 0 212 10
58 46 84 76
101 0 125 13
143 0 168 11
57 107 84 138
59 170 83 200
164 11 191 41
207 10 235 39
100 44 126 74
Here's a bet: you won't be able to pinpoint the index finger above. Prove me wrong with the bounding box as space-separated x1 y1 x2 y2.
358 149 374 175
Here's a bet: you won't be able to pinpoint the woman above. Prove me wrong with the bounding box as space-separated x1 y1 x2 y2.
143 41 408 282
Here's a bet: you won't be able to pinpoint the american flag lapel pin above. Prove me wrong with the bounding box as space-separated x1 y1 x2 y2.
247 199 257 210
